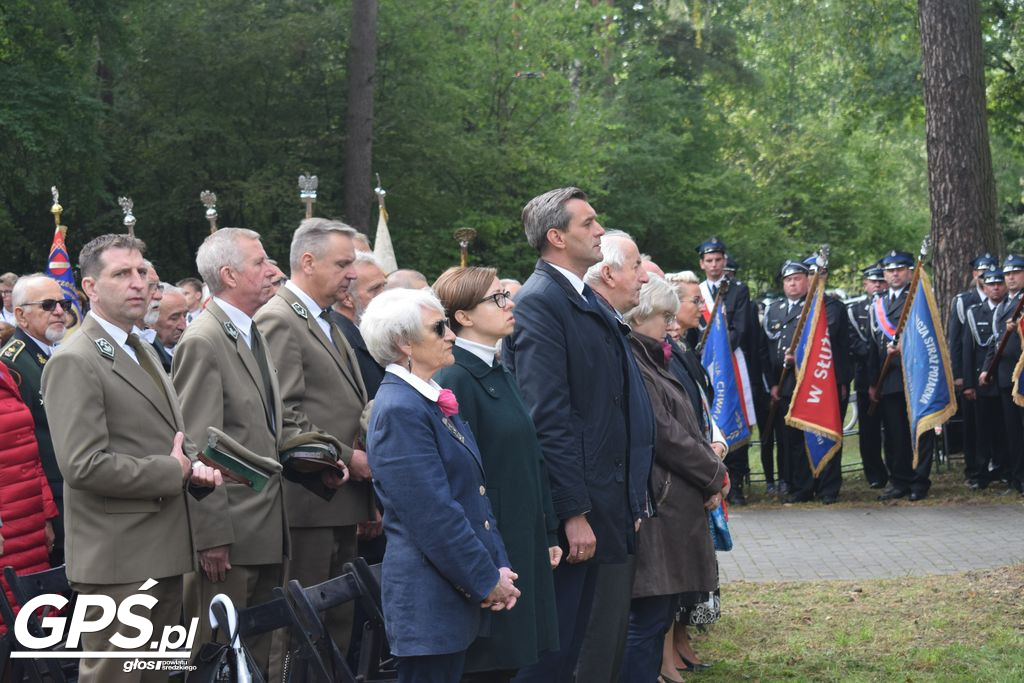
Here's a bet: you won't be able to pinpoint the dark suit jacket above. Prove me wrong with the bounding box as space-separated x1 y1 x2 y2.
963 301 999 396
503 260 633 563
762 298 803 397
1 330 61 486
367 374 509 657
330 311 386 398
984 292 1022 388
151 338 174 374
948 288 983 380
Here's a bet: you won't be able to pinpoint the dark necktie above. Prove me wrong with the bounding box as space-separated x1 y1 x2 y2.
126 333 172 409
710 283 719 301
249 324 277 436
582 283 599 310
319 309 360 387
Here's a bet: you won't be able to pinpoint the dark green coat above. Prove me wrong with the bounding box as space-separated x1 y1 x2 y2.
435 344 559 672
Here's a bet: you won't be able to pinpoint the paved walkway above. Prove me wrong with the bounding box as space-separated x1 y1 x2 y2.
718 503 1024 582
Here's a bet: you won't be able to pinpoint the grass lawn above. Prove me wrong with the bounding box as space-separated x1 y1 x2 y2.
693 564 1024 682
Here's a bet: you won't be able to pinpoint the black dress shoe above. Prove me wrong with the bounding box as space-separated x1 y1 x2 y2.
726 489 747 506
878 487 909 501
785 493 814 503
819 495 838 505
909 491 927 501
967 479 989 490
868 481 885 489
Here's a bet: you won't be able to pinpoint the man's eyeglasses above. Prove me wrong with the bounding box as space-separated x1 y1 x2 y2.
431 318 451 338
478 290 512 310
22 298 75 313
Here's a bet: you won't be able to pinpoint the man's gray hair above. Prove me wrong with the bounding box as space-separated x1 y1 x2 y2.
664 270 700 285
584 230 635 285
359 288 445 367
385 269 428 290
522 186 589 252
289 218 357 271
159 284 185 302
11 273 53 308
625 274 680 327
196 227 262 295
354 250 381 268
0 272 19 287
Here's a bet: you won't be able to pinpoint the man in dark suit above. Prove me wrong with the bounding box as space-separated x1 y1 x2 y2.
576 230 654 682
330 250 387 397
962 268 1006 488
1 273 67 562
696 238 756 504
869 250 933 501
151 285 188 373
504 187 633 682
981 255 1024 493
847 265 888 489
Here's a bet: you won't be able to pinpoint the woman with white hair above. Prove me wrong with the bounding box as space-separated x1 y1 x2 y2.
360 288 520 683
618 276 726 683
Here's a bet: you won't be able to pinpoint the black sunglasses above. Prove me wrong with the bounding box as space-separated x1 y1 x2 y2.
430 318 451 338
23 298 74 313
478 290 512 310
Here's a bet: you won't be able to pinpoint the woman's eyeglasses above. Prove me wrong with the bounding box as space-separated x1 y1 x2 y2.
683 296 703 306
478 290 512 310
431 318 451 338
22 298 75 313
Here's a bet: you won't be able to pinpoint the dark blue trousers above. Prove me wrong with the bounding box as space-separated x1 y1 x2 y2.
511 560 599 682
619 594 676 683
396 650 467 683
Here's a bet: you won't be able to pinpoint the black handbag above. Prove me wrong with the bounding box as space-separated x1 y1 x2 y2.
188 597 262 683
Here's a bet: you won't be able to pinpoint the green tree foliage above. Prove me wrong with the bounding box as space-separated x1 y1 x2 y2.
1 0 1022 290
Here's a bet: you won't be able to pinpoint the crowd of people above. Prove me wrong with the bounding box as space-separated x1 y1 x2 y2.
0 185 1020 683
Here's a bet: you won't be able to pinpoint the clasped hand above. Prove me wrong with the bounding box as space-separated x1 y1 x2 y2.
481 567 520 611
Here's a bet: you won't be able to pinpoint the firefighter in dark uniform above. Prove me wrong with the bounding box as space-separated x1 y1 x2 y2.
847 265 888 488
695 237 758 505
868 249 933 501
762 260 811 501
947 253 997 483
981 254 1024 493
961 267 1007 489
783 255 851 504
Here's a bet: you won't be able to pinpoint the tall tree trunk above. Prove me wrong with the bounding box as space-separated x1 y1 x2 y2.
344 0 378 232
918 0 1000 323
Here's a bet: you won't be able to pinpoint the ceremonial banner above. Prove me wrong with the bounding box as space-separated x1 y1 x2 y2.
45 224 83 322
373 203 398 274
785 280 842 476
1012 318 1024 408
900 270 957 467
701 298 751 449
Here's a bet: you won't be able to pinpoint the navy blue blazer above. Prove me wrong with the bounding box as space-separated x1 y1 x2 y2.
367 373 510 657
503 260 633 563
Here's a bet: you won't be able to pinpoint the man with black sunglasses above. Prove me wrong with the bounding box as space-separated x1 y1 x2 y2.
1 273 66 562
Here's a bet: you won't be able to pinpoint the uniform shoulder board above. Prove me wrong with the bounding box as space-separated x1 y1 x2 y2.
1 338 25 362
95 338 116 359
223 321 239 340
290 302 309 320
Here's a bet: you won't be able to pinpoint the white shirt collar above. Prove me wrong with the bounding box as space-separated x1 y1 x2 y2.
137 327 156 344
90 311 131 347
284 280 329 317
890 287 904 299
0 309 15 324
25 334 56 357
545 261 586 298
212 296 253 345
455 336 496 367
385 363 441 401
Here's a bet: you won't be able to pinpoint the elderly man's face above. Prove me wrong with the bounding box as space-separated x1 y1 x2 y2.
351 262 388 318
154 290 188 347
16 278 67 345
307 233 356 307
84 248 149 330
229 238 278 313
610 239 649 312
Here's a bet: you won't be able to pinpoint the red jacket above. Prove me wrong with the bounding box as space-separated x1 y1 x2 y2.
0 363 56 629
